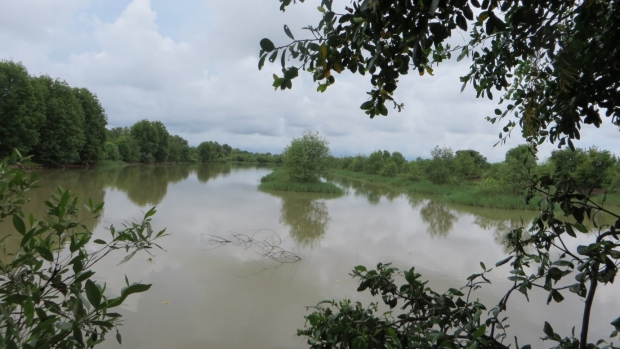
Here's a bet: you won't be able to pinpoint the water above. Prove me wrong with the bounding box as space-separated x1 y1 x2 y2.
3 163 618 348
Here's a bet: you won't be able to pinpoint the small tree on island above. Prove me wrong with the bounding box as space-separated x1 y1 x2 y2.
283 131 330 183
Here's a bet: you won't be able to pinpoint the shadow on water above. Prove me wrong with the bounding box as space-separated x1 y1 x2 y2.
260 190 340 247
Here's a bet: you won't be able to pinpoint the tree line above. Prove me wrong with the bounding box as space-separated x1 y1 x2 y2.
330 145 620 194
0 60 107 165
104 123 283 164
0 60 282 166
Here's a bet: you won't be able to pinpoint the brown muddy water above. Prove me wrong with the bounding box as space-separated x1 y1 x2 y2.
2 163 618 349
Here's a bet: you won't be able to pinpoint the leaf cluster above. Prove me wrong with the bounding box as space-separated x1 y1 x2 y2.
0 151 168 349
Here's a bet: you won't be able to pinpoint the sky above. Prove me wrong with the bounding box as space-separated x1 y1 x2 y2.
1 0 618 162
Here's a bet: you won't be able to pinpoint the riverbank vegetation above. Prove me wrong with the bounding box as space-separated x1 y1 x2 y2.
325 144 620 210
259 131 342 195
261 0 620 347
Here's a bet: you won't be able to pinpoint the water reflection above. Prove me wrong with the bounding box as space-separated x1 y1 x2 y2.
261 191 338 247
196 163 232 183
419 201 458 238
327 176 401 205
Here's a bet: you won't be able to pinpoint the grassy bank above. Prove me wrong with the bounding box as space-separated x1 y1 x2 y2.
259 168 343 195
328 169 541 210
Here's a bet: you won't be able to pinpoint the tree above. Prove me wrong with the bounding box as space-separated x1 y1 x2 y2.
0 61 45 158
74 88 107 163
130 120 159 163
0 151 166 348
283 131 330 182
115 135 141 162
151 121 170 162
261 1 620 348
426 146 455 184
197 142 214 163
454 150 489 180
31 76 86 165
364 150 384 175
167 135 191 163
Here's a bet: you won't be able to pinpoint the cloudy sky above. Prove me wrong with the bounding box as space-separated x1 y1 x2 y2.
1 0 618 162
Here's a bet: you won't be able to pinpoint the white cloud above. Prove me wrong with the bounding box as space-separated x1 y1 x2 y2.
0 0 617 162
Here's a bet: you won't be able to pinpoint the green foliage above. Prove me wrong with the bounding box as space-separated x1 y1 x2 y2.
379 160 398 178
31 76 86 165
604 163 620 194
348 156 365 172
426 146 455 185
74 88 107 164
114 136 140 162
131 119 160 163
283 131 330 182
364 151 384 175
102 141 121 161
0 151 167 348
0 61 45 158
454 150 489 180
167 135 191 163
151 121 170 162
262 0 619 148
259 167 343 194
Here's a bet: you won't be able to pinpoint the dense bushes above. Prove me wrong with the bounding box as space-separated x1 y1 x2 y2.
331 144 618 196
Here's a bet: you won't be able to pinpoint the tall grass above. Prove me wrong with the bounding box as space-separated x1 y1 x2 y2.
259 168 343 195
329 169 541 210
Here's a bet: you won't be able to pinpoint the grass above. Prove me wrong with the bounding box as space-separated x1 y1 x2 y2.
259 168 344 195
328 169 541 210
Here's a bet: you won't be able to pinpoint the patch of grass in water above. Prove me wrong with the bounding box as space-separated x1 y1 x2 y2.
259 168 343 195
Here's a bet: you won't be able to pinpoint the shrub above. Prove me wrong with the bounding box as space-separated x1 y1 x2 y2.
283 131 330 182
380 160 399 177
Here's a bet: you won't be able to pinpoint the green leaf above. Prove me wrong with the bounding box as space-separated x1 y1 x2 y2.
495 256 513 267
258 54 267 70
283 25 295 40
36 246 54 262
93 239 106 244
429 0 440 16
260 38 276 52
543 321 554 337
85 280 102 308
565 224 576 237
360 101 374 110
75 270 96 283
116 330 122 344
611 317 620 331
56 322 73 331
473 324 486 339
12 215 26 235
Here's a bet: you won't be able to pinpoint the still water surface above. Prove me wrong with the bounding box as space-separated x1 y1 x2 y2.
10 164 620 348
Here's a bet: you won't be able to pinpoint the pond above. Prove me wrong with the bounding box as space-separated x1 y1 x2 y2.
4 163 619 348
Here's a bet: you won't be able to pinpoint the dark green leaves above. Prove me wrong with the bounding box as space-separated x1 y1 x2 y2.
85 280 102 308
284 25 294 40
260 38 275 52
495 255 513 267
12 215 26 235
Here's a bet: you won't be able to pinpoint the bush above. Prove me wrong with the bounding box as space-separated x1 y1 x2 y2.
102 141 121 161
380 160 399 177
283 131 330 182
348 156 365 172
364 151 384 175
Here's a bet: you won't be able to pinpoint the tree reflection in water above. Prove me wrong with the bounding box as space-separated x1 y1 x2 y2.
327 175 401 205
261 190 341 247
419 201 458 238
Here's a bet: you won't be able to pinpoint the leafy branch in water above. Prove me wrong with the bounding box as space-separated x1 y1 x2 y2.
0 150 168 349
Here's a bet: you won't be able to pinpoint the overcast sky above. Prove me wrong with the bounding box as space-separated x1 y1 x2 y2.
1 0 618 162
